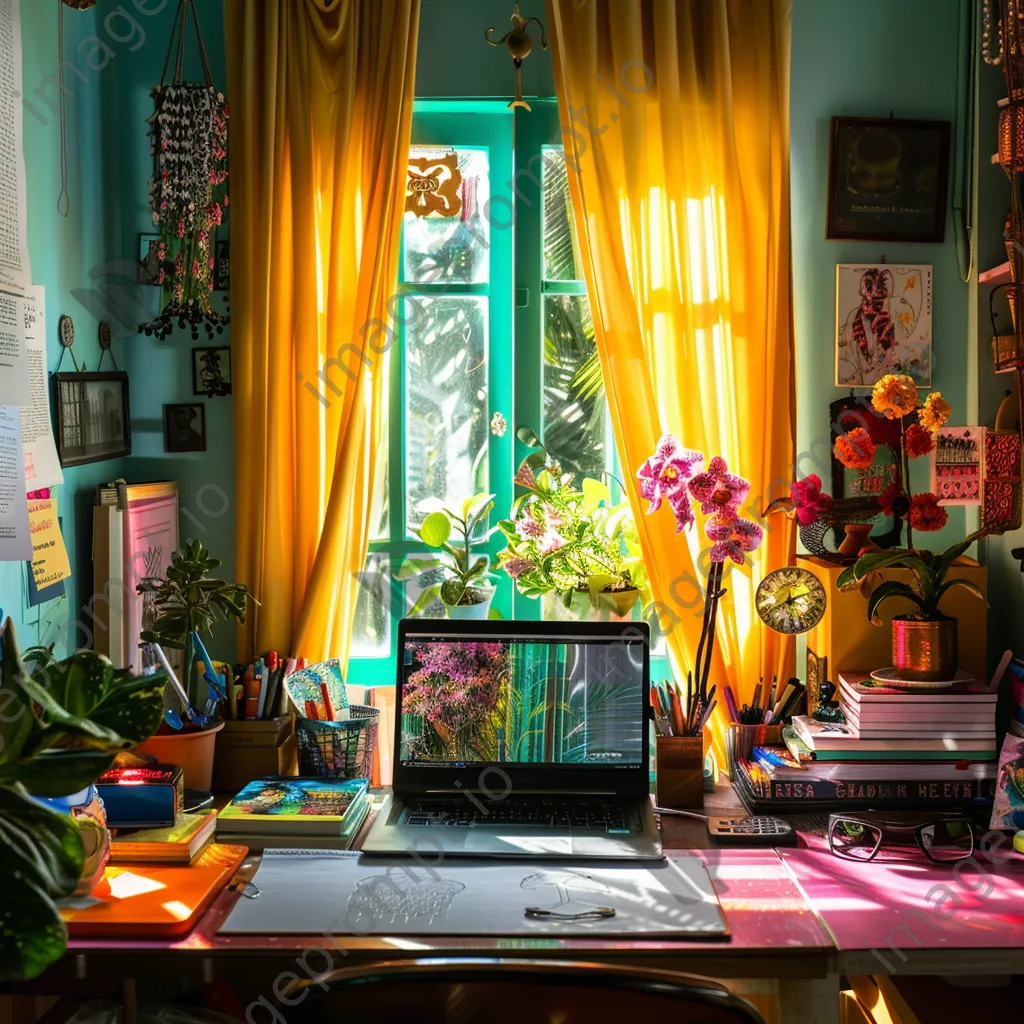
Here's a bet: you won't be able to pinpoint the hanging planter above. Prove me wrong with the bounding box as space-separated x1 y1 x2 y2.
138 0 229 342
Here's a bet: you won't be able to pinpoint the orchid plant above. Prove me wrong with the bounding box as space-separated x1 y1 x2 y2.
498 431 647 612
636 435 765 701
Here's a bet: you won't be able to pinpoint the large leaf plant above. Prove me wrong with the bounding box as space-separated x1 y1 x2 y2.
397 493 499 614
0 619 167 980
836 532 987 623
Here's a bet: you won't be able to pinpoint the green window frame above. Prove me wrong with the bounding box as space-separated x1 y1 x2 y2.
347 99 665 687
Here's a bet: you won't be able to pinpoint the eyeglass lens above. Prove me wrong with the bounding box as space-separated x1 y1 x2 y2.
919 819 974 862
829 818 883 860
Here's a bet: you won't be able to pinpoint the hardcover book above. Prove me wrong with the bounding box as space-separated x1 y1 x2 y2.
110 810 217 863
218 777 370 836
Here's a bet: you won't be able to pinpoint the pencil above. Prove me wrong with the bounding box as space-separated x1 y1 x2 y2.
667 686 685 736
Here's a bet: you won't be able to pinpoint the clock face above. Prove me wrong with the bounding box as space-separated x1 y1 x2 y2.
755 567 826 635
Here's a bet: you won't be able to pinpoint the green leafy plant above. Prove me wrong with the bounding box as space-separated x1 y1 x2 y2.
397 493 498 613
0 619 167 980
140 539 254 701
836 532 987 623
498 429 647 610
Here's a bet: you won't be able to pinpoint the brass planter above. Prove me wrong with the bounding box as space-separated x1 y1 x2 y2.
891 617 958 681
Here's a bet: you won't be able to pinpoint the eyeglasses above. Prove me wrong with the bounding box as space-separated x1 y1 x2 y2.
827 814 975 863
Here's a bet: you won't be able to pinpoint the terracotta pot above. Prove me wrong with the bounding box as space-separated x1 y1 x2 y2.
135 719 225 790
837 523 881 557
892 617 958 681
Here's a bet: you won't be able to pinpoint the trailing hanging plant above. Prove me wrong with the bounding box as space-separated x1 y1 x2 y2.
0 619 167 980
138 0 229 342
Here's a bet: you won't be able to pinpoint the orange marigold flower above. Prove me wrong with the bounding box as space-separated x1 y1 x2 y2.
871 374 919 419
919 392 952 433
908 493 948 532
833 427 877 471
904 423 935 459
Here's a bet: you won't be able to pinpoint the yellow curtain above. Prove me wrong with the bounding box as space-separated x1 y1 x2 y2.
546 0 796 758
224 0 419 663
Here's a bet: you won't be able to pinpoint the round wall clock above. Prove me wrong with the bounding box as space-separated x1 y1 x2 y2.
755 566 827 635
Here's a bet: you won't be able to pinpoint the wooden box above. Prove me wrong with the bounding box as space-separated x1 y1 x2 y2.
212 715 296 793
655 735 704 810
798 555 987 706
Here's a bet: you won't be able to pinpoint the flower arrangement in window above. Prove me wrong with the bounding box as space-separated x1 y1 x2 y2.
636 435 764 699
498 430 647 616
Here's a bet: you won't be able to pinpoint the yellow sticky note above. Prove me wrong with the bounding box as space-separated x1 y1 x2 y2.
28 496 71 588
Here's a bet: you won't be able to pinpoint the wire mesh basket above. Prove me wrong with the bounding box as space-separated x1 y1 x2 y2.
285 660 379 780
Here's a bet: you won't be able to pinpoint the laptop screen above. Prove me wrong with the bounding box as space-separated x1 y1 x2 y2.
398 631 647 770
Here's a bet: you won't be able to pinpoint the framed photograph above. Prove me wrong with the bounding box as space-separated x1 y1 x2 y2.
835 264 932 388
53 372 131 468
214 238 229 292
826 117 951 243
163 403 206 452
138 232 162 285
931 426 984 506
192 346 232 397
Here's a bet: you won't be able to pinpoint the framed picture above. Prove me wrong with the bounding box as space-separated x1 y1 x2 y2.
214 239 229 292
835 264 932 388
53 372 131 468
826 117 951 243
192 346 232 397
163 403 206 452
806 649 827 717
138 233 162 285
931 426 984 506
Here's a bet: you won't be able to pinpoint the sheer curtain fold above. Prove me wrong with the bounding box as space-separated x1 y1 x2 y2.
546 0 796 757
225 0 419 663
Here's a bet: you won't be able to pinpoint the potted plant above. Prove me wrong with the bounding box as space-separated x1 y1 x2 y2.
399 493 499 620
138 539 254 786
834 375 986 681
0 619 167 980
499 432 647 620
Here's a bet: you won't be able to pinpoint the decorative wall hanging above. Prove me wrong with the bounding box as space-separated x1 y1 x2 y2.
53 372 131 468
826 118 951 243
835 264 933 388
484 5 547 112
930 426 984 506
192 346 231 397
406 153 462 218
138 0 229 343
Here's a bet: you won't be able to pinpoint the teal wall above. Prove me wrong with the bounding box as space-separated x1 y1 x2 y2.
0 3 128 654
790 0 972 555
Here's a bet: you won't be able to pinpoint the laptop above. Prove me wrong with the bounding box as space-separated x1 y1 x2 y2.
362 618 662 860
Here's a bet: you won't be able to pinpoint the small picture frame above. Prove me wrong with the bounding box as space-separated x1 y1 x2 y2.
214 239 229 292
163 403 206 452
53 372 131 468
192 346 232 397
138 233 162 285
826 117 951 243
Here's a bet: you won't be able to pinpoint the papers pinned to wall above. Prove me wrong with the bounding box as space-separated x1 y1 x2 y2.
28 493 70 590
0 0 32 295
0 404 30 561
20 287 62 490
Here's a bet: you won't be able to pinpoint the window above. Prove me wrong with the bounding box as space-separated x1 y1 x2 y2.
348 101 638 685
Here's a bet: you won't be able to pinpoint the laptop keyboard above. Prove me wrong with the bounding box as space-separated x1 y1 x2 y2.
405 797 636 834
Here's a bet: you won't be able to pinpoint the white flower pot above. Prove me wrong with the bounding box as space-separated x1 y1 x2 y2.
446 585 495 620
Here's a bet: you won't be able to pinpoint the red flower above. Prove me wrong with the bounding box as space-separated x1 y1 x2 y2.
790 474 832 525
904 423 935 459
880 482 901 517
834 428 877 471
908 493 948 532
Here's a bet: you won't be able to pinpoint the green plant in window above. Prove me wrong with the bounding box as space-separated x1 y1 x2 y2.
398 493 499 612
498 429 648 612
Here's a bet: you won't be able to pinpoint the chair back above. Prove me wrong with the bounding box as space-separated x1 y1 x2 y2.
289 957 766 1024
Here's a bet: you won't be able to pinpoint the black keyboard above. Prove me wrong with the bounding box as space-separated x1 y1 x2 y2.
405 797 635 834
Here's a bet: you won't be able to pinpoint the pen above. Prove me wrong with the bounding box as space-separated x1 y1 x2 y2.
752 679 763 713
668 685 685 736
723 684 739 723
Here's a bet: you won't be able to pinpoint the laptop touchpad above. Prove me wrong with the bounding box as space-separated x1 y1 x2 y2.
465 832 573 856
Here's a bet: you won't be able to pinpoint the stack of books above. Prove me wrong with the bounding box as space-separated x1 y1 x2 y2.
215 777 372 852
732 669 998 813
110 810 218 864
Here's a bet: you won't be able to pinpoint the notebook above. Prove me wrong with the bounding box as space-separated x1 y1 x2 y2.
218 777 370 836
220 851 729 939
220 791 373 852
110 810 217 863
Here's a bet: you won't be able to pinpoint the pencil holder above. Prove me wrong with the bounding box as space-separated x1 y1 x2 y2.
725 723 784 780
655 735 704 810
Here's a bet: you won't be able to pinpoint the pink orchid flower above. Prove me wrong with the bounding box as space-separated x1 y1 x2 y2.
790 474 832 526
636 434 705 532
704 513 764 565
688 456 750 517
